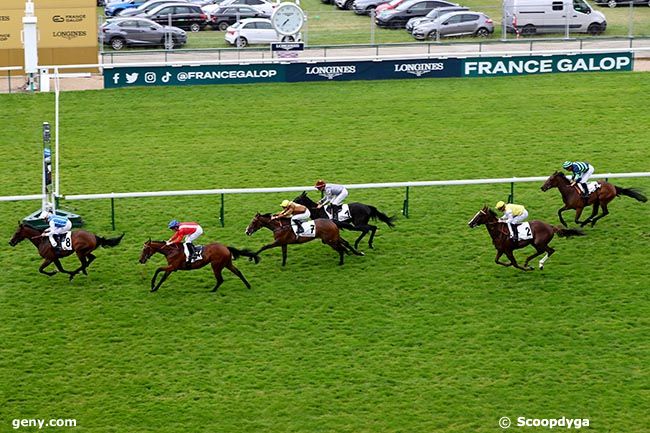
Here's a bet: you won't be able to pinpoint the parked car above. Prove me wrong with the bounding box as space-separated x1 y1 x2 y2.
595 0 647 7
352 0 390 15
138 2 209 31
118 0 189 17
412 10 493 39
376 0 456 29
210 5 270 31
504 0 606 35
405 4 466 32
105 0 148 17
334 0 355 10
99 16 187 50
224 17 301 47
374 0 408 15
218 0 276 15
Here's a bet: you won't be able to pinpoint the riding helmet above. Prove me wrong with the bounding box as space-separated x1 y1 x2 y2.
495 201 506 210
168 219 180 229
315 179 326 190
562 161 573 169
281 200 291 208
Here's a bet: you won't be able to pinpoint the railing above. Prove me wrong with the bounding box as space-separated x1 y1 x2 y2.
3 173 649 229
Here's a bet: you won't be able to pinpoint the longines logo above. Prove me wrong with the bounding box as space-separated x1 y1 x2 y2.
0 34 10 41
305 65 356 80
52 30 87 40
0 16 10 22
394 62 444 77
52 14 86 23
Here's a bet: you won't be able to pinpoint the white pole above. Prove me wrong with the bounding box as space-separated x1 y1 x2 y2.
54 67 60 206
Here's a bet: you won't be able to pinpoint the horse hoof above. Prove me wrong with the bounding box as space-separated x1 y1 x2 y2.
539 265 544 271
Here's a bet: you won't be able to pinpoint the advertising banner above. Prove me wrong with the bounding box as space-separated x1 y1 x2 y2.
462 52 633 77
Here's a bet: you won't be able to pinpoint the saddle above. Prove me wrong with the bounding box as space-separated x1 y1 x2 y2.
573 181 600 196
186 245 203 263
48 233 73 252
291 220 316 238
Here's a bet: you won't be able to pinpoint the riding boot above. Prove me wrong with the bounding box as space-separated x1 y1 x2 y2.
331 205 340 220
510 224 518 243
294 220 304 236
581 183 589 201
185 243 195 262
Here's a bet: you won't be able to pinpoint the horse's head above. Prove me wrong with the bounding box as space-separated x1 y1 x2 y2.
9 223 30 246
139 239 158 264
468 206 496 228
541 171 564 192
245 213 265 236
293 191 316 208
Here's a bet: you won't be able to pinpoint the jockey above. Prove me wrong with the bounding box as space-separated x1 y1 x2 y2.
272 199 310 235
496 200 528 243
315 179 348 221
41 212 72 253
563 160 595 200
167 220 203 262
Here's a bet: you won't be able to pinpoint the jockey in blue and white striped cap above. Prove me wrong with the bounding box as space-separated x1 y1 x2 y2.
562 161 595 198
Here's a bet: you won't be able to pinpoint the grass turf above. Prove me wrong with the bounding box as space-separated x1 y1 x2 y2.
1 72 649 433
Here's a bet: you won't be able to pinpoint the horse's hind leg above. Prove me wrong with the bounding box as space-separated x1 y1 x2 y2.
538 246 555 270
226 263 251 290
365 225 378 249
210 265 225 293
524 247 545 270
341 237 364 256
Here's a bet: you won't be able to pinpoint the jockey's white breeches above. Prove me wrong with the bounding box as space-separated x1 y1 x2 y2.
184 226 203 243
291 210 310 223
576 166 594 183
45 220 72 236
331 190 348 206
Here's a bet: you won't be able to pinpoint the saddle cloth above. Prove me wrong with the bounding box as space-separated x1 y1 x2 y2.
325 204 351 221
49 232 73 250
292 220 317 238
184 245 203 263
515 223 533 241
576 181 601 195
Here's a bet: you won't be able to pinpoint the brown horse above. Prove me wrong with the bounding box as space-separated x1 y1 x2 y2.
139 239 259 292
541 171 647 227
245 213 364 266
468 206 585 271
9 222 124 280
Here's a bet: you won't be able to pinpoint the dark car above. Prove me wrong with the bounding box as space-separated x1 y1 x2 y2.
375 0 454 29
139 2 209 32
210 5 270 31
100 17 187 50
119 0 190 17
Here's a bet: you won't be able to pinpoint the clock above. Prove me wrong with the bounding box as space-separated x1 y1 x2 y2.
271 2 305 36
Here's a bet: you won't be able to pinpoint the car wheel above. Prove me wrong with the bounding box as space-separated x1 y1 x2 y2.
281 35 295 42
218 21 229 31
190 23 201 32
587 23 602 35
366 6 375 15
607 0 617 7
236 37 248 48
521 24 536 35
475 27 490 38
427 30 438 40
344 0 354 9
110 37 126 50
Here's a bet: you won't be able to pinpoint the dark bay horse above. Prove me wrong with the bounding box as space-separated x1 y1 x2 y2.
245 213 364 266
139 240 259 292
9 223 124 280
468 206 585 271
292 192 396 249
541 171 647 227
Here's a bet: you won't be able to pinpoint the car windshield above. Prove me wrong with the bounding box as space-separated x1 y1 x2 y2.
230 21 242 29
387 0 402 6
396 0 418 11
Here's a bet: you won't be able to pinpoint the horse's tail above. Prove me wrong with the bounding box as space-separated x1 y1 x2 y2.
97 233 124 248
228 246 260 264
553 227 586 238
615 186 648 203
368 206 396 228
332 220 357 231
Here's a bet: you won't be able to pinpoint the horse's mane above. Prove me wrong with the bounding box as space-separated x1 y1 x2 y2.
293 192 318 207
259 213 272 217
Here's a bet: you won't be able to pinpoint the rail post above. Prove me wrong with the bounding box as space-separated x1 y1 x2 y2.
508 182 514 203
402 186 410 218
111 197 115 231
219 193 225 227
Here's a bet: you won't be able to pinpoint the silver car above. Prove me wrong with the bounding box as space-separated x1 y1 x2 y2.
412 11 493 40
100 17 187 50
405 5 466 33
351 0 387 15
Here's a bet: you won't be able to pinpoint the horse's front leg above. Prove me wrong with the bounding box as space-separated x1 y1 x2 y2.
39 259 57 276
494 251 511 267
51 258 78 280
281 244 288 267
557 206 569 227
254 240 282 257
151 267 173 292
581 202 599 227
574 206 586 226
505 250 531 271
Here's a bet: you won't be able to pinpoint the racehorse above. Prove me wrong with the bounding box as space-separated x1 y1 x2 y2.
468 206 585 271
292 192 396 249
139 239 259 292
9 222 124 280
541 171 647 227
245 213 364 266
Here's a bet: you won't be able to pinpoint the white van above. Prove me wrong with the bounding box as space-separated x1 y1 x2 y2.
503 0 606 35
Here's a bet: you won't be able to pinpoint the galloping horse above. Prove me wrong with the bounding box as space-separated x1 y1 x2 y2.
541 171 647 227
245 213 364 266
468 206 585 271
9 222 124 279
292 192 396 249
139 240 259 292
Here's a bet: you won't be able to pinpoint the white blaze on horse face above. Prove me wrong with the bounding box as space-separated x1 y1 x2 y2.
468 210 484 227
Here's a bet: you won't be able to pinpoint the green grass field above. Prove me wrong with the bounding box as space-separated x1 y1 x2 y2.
1 72 649 433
